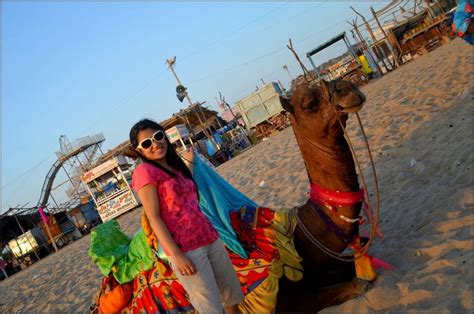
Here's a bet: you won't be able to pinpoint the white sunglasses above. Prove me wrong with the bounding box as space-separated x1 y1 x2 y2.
136 130 166 150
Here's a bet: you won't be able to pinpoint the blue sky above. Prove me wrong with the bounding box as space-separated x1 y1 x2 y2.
1 1 388 213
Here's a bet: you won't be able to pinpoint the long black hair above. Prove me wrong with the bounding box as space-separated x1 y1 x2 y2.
129 119 194 182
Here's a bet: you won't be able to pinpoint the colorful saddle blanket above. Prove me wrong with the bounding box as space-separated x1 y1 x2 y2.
89 154 304 313
90 206 303 313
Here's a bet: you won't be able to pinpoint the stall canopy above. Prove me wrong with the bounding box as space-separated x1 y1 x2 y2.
307 32 348 57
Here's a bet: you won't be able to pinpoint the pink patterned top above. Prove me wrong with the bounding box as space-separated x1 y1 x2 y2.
131 162 218 254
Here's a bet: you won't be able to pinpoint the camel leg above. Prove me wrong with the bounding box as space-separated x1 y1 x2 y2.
308 278 372 312
276 278 372 313
314 260 356 287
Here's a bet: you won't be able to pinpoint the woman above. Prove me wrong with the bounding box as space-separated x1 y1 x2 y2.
129 118 243 314
453 0 474 45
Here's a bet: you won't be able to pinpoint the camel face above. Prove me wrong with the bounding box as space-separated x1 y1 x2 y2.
327 79 366 114
280 77 365 139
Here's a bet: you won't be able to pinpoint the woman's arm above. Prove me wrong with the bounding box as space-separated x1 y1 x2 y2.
138 184 196 275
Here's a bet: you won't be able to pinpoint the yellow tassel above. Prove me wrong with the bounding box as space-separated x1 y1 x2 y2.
355 253 377 282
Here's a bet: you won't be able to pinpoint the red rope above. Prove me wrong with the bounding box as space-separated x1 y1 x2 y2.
309 182 365 207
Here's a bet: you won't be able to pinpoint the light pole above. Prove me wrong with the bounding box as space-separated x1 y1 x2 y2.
166 57 195 107
166 57 213 138
283 64 293 81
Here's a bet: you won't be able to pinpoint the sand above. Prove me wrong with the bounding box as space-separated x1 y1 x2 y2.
0 38 472 313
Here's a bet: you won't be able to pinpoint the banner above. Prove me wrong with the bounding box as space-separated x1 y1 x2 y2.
38 207 49 224
97 190 138 222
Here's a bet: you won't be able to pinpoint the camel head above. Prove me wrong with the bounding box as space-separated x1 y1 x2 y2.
280 77 365 141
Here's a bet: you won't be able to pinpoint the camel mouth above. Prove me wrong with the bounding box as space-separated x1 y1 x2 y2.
335 103 363 113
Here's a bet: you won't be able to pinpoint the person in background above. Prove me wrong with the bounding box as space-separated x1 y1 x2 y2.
453 0 474 44
129 118 243 314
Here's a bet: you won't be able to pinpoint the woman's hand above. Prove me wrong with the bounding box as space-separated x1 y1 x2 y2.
172 251 196 276
181 148 194 163
180 148 195 173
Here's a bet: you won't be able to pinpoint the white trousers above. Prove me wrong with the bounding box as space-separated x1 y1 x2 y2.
170 238 244 313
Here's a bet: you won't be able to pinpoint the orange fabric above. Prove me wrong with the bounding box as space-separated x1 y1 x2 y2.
99 282 133 314
141 211 158 251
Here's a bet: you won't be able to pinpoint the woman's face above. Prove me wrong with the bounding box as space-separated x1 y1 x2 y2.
136 128 168 162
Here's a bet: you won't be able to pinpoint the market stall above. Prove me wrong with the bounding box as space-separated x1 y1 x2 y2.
307 32 370 86
81 156 139 222
165 124 194 153
37 212 80 247
7 228 47 261
214 125 252 158
388 10 454 58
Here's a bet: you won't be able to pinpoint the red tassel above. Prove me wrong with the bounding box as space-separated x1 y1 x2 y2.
370 256 394 270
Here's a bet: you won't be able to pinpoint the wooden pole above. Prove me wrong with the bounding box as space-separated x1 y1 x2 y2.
435 0 444 14
12 212 42 259
37 206 59 252
387 28 405 61
351 6 394 70
371 6 401 67
42 211 59 252
349 20 384 75
424 0 435 19
1 266 7 278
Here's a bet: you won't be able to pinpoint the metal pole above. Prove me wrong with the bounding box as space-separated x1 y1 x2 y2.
283 65 293 80
167 58 212 139
82 149 93 167
49 193 60 208
167 62 194 107
307 56 322 80
74 155 86 172
62 165 81 199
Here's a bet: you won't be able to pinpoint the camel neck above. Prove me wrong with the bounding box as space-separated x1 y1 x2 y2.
292 127 359 192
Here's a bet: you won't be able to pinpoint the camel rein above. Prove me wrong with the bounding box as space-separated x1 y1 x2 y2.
285 39 380 261
290 84 381 262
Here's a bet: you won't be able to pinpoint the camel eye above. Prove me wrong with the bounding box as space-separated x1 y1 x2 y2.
336 86 346 96
302 99 319 112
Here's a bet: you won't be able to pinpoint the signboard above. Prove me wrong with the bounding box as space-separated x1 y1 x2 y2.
81 156 128 183
81 158 117 183
96 190 138 222
166 124 190 144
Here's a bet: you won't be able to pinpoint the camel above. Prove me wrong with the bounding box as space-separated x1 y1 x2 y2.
94 77 374 313
276 76 372 312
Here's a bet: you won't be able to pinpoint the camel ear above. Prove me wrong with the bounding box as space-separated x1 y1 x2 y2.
279 96 294 114
320 80 331 98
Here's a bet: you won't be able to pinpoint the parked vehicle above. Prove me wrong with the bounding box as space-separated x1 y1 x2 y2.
235 82 290 139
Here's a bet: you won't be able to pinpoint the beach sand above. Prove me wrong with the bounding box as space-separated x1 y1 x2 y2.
0 38 472 313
